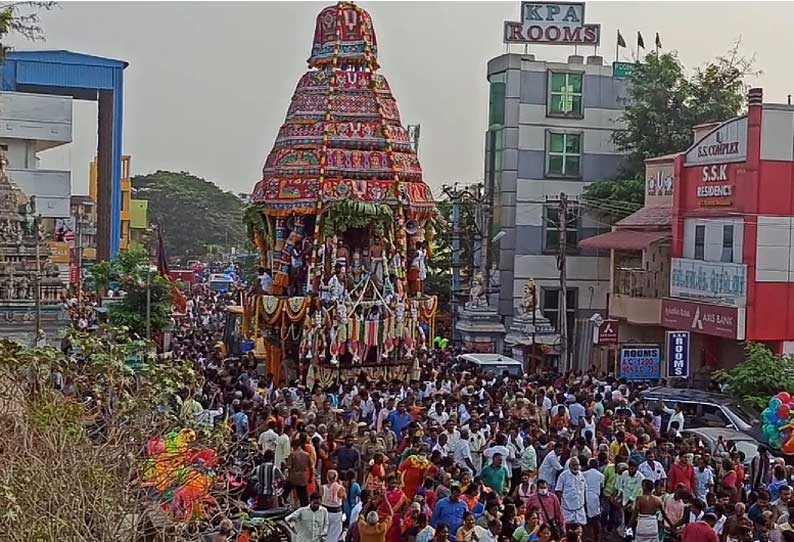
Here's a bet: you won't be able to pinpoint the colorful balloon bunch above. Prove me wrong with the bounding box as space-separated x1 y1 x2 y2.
143 428 220 520
762 392 794 454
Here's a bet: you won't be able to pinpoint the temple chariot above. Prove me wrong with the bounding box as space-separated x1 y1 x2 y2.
243 2 438 386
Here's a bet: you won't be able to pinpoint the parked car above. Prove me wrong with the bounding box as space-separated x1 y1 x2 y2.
681 427 762 467
457 353 524 377
633 387 762 441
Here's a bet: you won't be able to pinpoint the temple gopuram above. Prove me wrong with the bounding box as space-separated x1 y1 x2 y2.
244 2 438 386
0 154 65 343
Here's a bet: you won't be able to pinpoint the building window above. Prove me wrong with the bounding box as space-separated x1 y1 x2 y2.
721 224 734 263
544 204 579 253
694 224 705 260
542 287 578 333
488 80 506 127
548 71 583 117
546 132 581 178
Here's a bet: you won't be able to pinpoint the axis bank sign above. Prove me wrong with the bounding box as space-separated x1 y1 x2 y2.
685 116 748 166
504 2 601 45
661 298 746 340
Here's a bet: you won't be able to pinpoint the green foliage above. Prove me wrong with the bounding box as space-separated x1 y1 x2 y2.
320 200 393 238
242 203 268 243
92 247 174 337
583 45 757 219
0 328 199 540
132 170 245 262
0 2 56 60
715 342 794 411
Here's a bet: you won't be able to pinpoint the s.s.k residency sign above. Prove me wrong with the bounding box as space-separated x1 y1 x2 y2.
504 2 601 46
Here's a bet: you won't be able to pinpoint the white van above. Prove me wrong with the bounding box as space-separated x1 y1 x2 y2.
458 353 524 377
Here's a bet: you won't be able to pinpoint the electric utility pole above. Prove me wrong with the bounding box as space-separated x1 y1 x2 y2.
449 185 462 346
558 193 569 372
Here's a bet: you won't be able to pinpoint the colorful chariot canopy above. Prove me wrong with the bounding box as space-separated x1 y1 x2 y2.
250 1 434 217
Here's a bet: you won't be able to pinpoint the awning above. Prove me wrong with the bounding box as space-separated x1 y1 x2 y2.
578 229 671 251
617 205 673 227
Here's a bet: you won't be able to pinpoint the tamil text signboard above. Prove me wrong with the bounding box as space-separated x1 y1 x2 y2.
670 257 747 307
661 298 745 340
620 345 661 381
504 2 601 45
666 331 690 378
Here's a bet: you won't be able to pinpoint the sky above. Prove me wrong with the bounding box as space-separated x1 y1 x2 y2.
17 1 794 198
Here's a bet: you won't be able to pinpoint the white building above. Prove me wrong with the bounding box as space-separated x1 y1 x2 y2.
0 91 72 218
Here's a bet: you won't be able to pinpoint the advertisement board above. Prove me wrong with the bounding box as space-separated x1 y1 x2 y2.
504 2 601 45
670 258 747 307
684 116 747 166
597 319 619 344
666 331 690 378
661 298 745 340
620 345 661 381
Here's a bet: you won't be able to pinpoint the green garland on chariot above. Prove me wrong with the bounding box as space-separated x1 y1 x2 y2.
320 200 393 238
242 203 269 243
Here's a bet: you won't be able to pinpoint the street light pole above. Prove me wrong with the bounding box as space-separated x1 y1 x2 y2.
145 239 152 342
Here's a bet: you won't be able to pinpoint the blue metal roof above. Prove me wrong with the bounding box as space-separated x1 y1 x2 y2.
0 49 129 256
1 49 128 94
6 50 128 68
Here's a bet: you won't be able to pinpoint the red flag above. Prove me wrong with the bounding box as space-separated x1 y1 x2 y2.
156 228 169 277
155 228 187 314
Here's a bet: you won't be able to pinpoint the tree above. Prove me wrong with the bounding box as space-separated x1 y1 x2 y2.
0 1 56 59
715 342 794 411
132 171 246 262
582 45 758 218
89 247 174 337
0 328 206 542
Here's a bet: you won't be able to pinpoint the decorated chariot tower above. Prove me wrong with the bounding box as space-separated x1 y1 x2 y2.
244 2 437 385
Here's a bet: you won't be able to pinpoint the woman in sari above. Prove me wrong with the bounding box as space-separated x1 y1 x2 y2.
343 469 362 527
366 452 388 493
399 448 431 501
380 474 409 542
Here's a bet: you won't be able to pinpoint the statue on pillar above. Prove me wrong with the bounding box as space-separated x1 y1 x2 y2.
466 271 488 308
519 278 540 318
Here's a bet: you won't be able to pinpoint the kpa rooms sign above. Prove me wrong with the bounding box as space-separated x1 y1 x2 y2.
504 2 601 45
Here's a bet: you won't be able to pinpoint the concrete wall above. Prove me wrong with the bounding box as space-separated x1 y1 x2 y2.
0 92 72 218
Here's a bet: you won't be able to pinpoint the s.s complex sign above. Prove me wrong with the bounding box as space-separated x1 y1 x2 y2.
504 2 601 45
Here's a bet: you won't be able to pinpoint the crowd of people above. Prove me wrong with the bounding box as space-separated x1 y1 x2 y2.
74 264 790 542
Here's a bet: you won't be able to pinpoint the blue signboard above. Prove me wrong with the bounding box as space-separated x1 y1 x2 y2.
667 331 690 378
620 345 661 381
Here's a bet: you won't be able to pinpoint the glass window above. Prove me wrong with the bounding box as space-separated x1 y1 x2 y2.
547 133 582 178
694 225 705 260
721 224 734 263
489 81 506 127
544 204 579 252
542 288 578 334
548 71 584 117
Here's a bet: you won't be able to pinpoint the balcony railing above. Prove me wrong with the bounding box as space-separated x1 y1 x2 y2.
614 268 670 298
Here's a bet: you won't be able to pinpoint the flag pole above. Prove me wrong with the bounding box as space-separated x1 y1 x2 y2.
615 30 619 63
